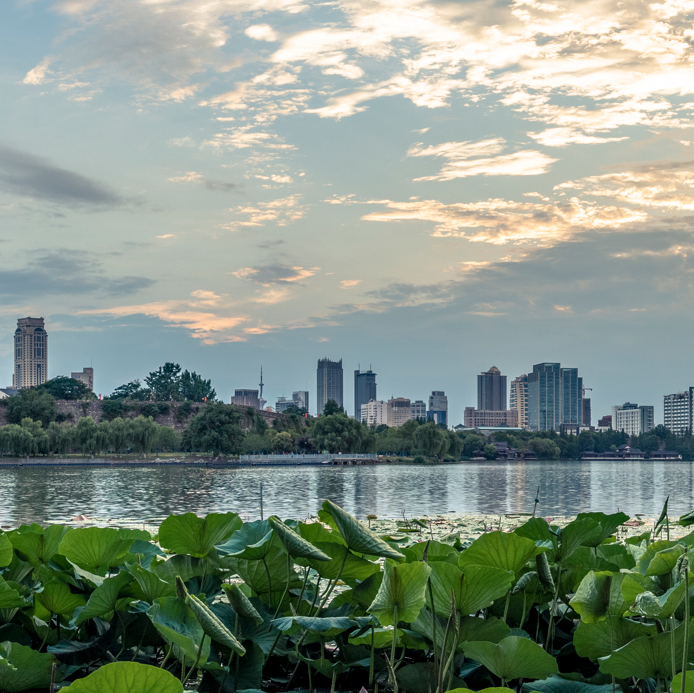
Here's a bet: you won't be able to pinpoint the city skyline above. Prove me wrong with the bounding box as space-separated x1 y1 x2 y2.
3 0 694 429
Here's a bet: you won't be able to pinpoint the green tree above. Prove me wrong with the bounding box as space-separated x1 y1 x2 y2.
145 362 182 401
179 370 216 402
0 423 34 456
109 379 151 401
129 416 160 455
412 422 448 457
108 417 130 453
483 444 497 460
101 399 125 420
47 421 74 455
37 376 93 401
528 437 561 459
446 430 463 459
7 389 58 427
75 417 98 455
322 400 344 416
181 404 245 455
241 432 271 454
271 431 294 452
310 412 368 453
156 426 180 452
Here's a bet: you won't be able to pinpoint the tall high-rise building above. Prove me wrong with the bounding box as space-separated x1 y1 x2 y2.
477 367 507 411
293 391 309 412
582 398 591 428
664 389 693 435
427 391 448 425
317 358 343 414
509 375 528 427
231 389 260 408
527 362 583 431
354 368 376 419
411 400 427 420
13 317 48 389
613 402 654 436
361 399 387 426
387 398 411 427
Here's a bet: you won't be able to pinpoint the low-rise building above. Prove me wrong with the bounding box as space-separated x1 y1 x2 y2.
387 397 412 427
361 399 387 426
232 389 260 408
71 367 94 391
411 400 427 420
664 389 692 435
428 391 448 426
463 408 519 428
612 403 654 436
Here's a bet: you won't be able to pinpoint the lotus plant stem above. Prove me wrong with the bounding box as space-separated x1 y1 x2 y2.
182 632 207 685
266 630 282 661
427 579 439 676
683 562 691 693
307 661 312 691
131 628 147 661
318 550 349 613
272 552 292 622
330 668 338 693
520 592 527 631
502 591 511 624
297 566 310 610
369 625 375 688
39 615 52 652
115 612 127 659
261 557 273 608
670 615 677 683
437 604 454 693
390 605 399 680
160 645 172 669
545 565 562 651
180 654 186 682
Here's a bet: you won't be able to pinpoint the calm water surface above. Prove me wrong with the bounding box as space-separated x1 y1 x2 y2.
0 461 692 526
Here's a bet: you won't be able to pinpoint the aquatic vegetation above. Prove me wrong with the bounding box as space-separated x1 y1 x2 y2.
0 502 693 691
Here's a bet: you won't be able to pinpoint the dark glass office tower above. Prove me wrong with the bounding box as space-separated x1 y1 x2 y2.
477 366 507 410
317 358 343 414
354 368 376 420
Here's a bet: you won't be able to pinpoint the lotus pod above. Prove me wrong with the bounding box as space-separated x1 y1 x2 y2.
186 592 246 655
536 553 554 590
222 584 263 625
511 571 537 595
268 517 331 561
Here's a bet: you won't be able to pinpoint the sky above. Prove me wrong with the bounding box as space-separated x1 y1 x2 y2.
2 0 694 423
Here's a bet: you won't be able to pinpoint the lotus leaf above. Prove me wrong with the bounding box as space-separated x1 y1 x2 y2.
152 554 207 584
148 597 210 665
672 671 694 692
127 562 175 602
158 512 241 558
636 539 679 575
232 546 302 596
268 517 330 560
0 577 26 609
222 583 263 624
429 562 513 616
273 615 353 638
352 571 384 608
368 560 431 626
395 661 465 693
36 578 86 615
515 517 555 544
295 541 380 581
599 620 694 679
349 626 403 648
570 571 625 623
521 678 622 693
575 512 630 546
186 590 245 654
10 524 71 568
0 535 13 568
67 661 183 693
200 642 264 692
75 571 133 625
631 579 687 618
646 543 686 576
462 636 559 682
459 531 540 575
0 641 57 692
217 519 276 560
59 527 135 573
297 520 345 546
574 616 656 661
322 499 404 559
551 518 602 562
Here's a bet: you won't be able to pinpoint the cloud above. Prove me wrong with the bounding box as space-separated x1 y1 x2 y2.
0 145 128 208
233 264 317 285
226 194 306 229
407 138 558 180
156 234 175 239
528 128 629 147
0 250 153 299
23 57 54 85
340 279 361 288
246 24 279 42
168 171 238 192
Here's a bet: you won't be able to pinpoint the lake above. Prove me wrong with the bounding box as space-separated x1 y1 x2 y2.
0 459 691 526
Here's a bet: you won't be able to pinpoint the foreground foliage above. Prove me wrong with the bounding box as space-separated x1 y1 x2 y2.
0 502 694 691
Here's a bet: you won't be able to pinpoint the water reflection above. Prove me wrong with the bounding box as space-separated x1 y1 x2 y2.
0 461 692 526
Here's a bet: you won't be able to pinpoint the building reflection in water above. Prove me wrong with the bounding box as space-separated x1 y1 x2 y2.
3 461 694 526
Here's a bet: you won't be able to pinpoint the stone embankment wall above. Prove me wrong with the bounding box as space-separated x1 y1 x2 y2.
0 401 287 432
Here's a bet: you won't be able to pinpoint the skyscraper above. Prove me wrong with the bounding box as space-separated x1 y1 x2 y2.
510 375 528 427
427 391 448 425
613 402 654 436
664 389 693 435
317 358 343 414
527 362 583 431
477 367 507 411
13 317 48 389
354 368 376 419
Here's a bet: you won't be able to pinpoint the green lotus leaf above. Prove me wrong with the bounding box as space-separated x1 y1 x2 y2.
620 572 656 609
232 546 302 596
574 617 657 661
402 540 458 564
680 512 694 527
672 671 694 692
127 563 175 602
349 626 403 648
575 512 630 546
200 641 264 691
450 689 524 693
268 517 330 560
636 539 678 575
462 636 558 682
0 641 58 693
631 579 687 618
152 554 206 584
458 615 511 644
0 534 13 568
128 540 165 570
59 527 135 573
273 615 353 638
294 540 380 581
459 531 541 575
0 577 26 609
158 512 241 558
352 572 384 609
217 520 277 560
321 499 404 560
221 584 263 624
599 620 693 679
536 553 554 590
645 544 685 576
9 525 71 568
75 571 133 625
521 677 623 693
570 571 626 623
36 578 86 615
515 517 555 544
368 560 431 626
148 597 210 665
395 661 465 693
297 521 345 546
66 661 183 693
429 562 513 616
552 518 602 562
186 592 245 655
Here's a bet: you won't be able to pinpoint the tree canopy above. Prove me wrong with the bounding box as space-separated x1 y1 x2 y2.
7 389 58 428
37 376 94 401
109 363 216 403
181 403 244 454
